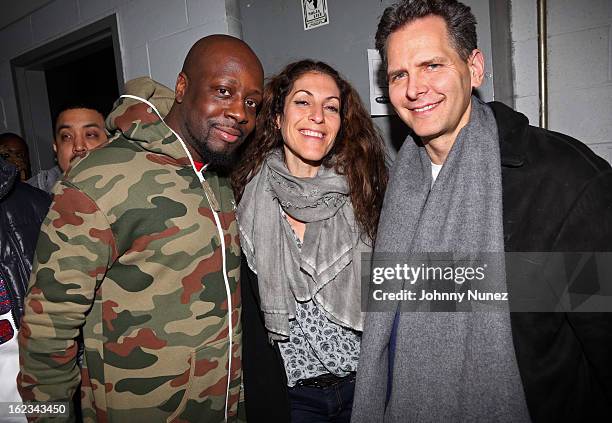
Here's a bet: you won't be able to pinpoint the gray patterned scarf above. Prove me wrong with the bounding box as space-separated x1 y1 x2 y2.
237 149 367 340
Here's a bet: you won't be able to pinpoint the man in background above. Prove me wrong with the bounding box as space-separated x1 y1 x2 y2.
0 157 50 422
0 133 31 181
28 106 108 192
353 1 612 422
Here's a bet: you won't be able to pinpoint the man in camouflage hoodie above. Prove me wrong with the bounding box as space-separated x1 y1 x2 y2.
17 35 264 422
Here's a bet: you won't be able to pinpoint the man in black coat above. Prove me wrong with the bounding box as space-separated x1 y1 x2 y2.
0 157 50 412
490 99 612 423
353 1 612 422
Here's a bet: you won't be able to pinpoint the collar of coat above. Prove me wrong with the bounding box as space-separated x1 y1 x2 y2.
487 101 530 168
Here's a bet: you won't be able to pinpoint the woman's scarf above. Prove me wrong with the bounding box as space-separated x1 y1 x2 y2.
237 149 367 340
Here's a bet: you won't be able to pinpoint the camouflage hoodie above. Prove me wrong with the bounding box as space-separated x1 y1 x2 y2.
18 79 243 422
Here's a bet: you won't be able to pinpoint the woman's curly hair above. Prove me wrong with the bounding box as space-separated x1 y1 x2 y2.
232 59 388 241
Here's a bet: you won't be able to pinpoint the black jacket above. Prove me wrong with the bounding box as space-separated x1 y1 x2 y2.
242 262 291 422
0 158 51 327
490 101 612 422
241 102 612 422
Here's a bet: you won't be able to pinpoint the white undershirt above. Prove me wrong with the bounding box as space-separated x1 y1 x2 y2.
431 162 443 186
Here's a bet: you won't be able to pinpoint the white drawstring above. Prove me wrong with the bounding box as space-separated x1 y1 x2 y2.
120 95 233 421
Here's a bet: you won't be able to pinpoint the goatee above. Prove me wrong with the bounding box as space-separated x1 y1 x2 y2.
186 124 239 175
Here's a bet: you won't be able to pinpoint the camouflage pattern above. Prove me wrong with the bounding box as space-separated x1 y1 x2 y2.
17 90 243 422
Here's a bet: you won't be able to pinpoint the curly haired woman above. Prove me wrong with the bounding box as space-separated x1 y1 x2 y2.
233 59 387 423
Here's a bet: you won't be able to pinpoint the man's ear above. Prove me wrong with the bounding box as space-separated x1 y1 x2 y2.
175 72 188 103
468 49 485 88
275 114 281 130
52 142 57 154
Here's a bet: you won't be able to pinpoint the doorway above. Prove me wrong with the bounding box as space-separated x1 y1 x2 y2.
11 15 123 174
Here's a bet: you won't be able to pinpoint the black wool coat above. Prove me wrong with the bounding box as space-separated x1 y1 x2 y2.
491 101 612 422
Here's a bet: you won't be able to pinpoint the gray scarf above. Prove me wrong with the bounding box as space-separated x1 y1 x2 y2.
353 98 531 422
237 149 366 340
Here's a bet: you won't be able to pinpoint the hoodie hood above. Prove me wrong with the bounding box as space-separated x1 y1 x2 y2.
105 77 190 165
106 76 174 132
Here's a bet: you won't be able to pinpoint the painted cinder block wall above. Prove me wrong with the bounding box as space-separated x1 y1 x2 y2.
1 1 609 165
239 0 497 160
511 0 612 164
0 0 241 135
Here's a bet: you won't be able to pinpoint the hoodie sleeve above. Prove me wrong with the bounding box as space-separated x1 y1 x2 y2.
17 181 116 413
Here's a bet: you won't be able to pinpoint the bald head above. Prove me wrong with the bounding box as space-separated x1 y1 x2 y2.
165 34 264 173
182 34 263 81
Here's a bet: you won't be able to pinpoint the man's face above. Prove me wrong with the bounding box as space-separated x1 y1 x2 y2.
386 15 484 146
0 136 30 180
54 108 108 172
176 53 263 171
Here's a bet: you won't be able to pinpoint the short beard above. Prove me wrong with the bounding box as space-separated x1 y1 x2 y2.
185 121 239 175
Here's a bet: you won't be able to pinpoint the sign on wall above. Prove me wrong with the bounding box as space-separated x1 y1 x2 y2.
301 0 329 31
367 49 394 116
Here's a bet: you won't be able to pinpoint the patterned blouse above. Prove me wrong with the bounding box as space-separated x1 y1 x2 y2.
278 212 361 387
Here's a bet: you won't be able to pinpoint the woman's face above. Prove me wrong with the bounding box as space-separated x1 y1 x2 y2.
277 71 341 177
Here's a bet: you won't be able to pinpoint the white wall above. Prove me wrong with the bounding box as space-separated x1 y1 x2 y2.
510 0 612 164
0 0 241 134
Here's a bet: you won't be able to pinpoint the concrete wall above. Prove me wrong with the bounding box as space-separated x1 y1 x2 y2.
239 0 499 157
511 0 612 164
0 0 241 135
4 1 606 164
